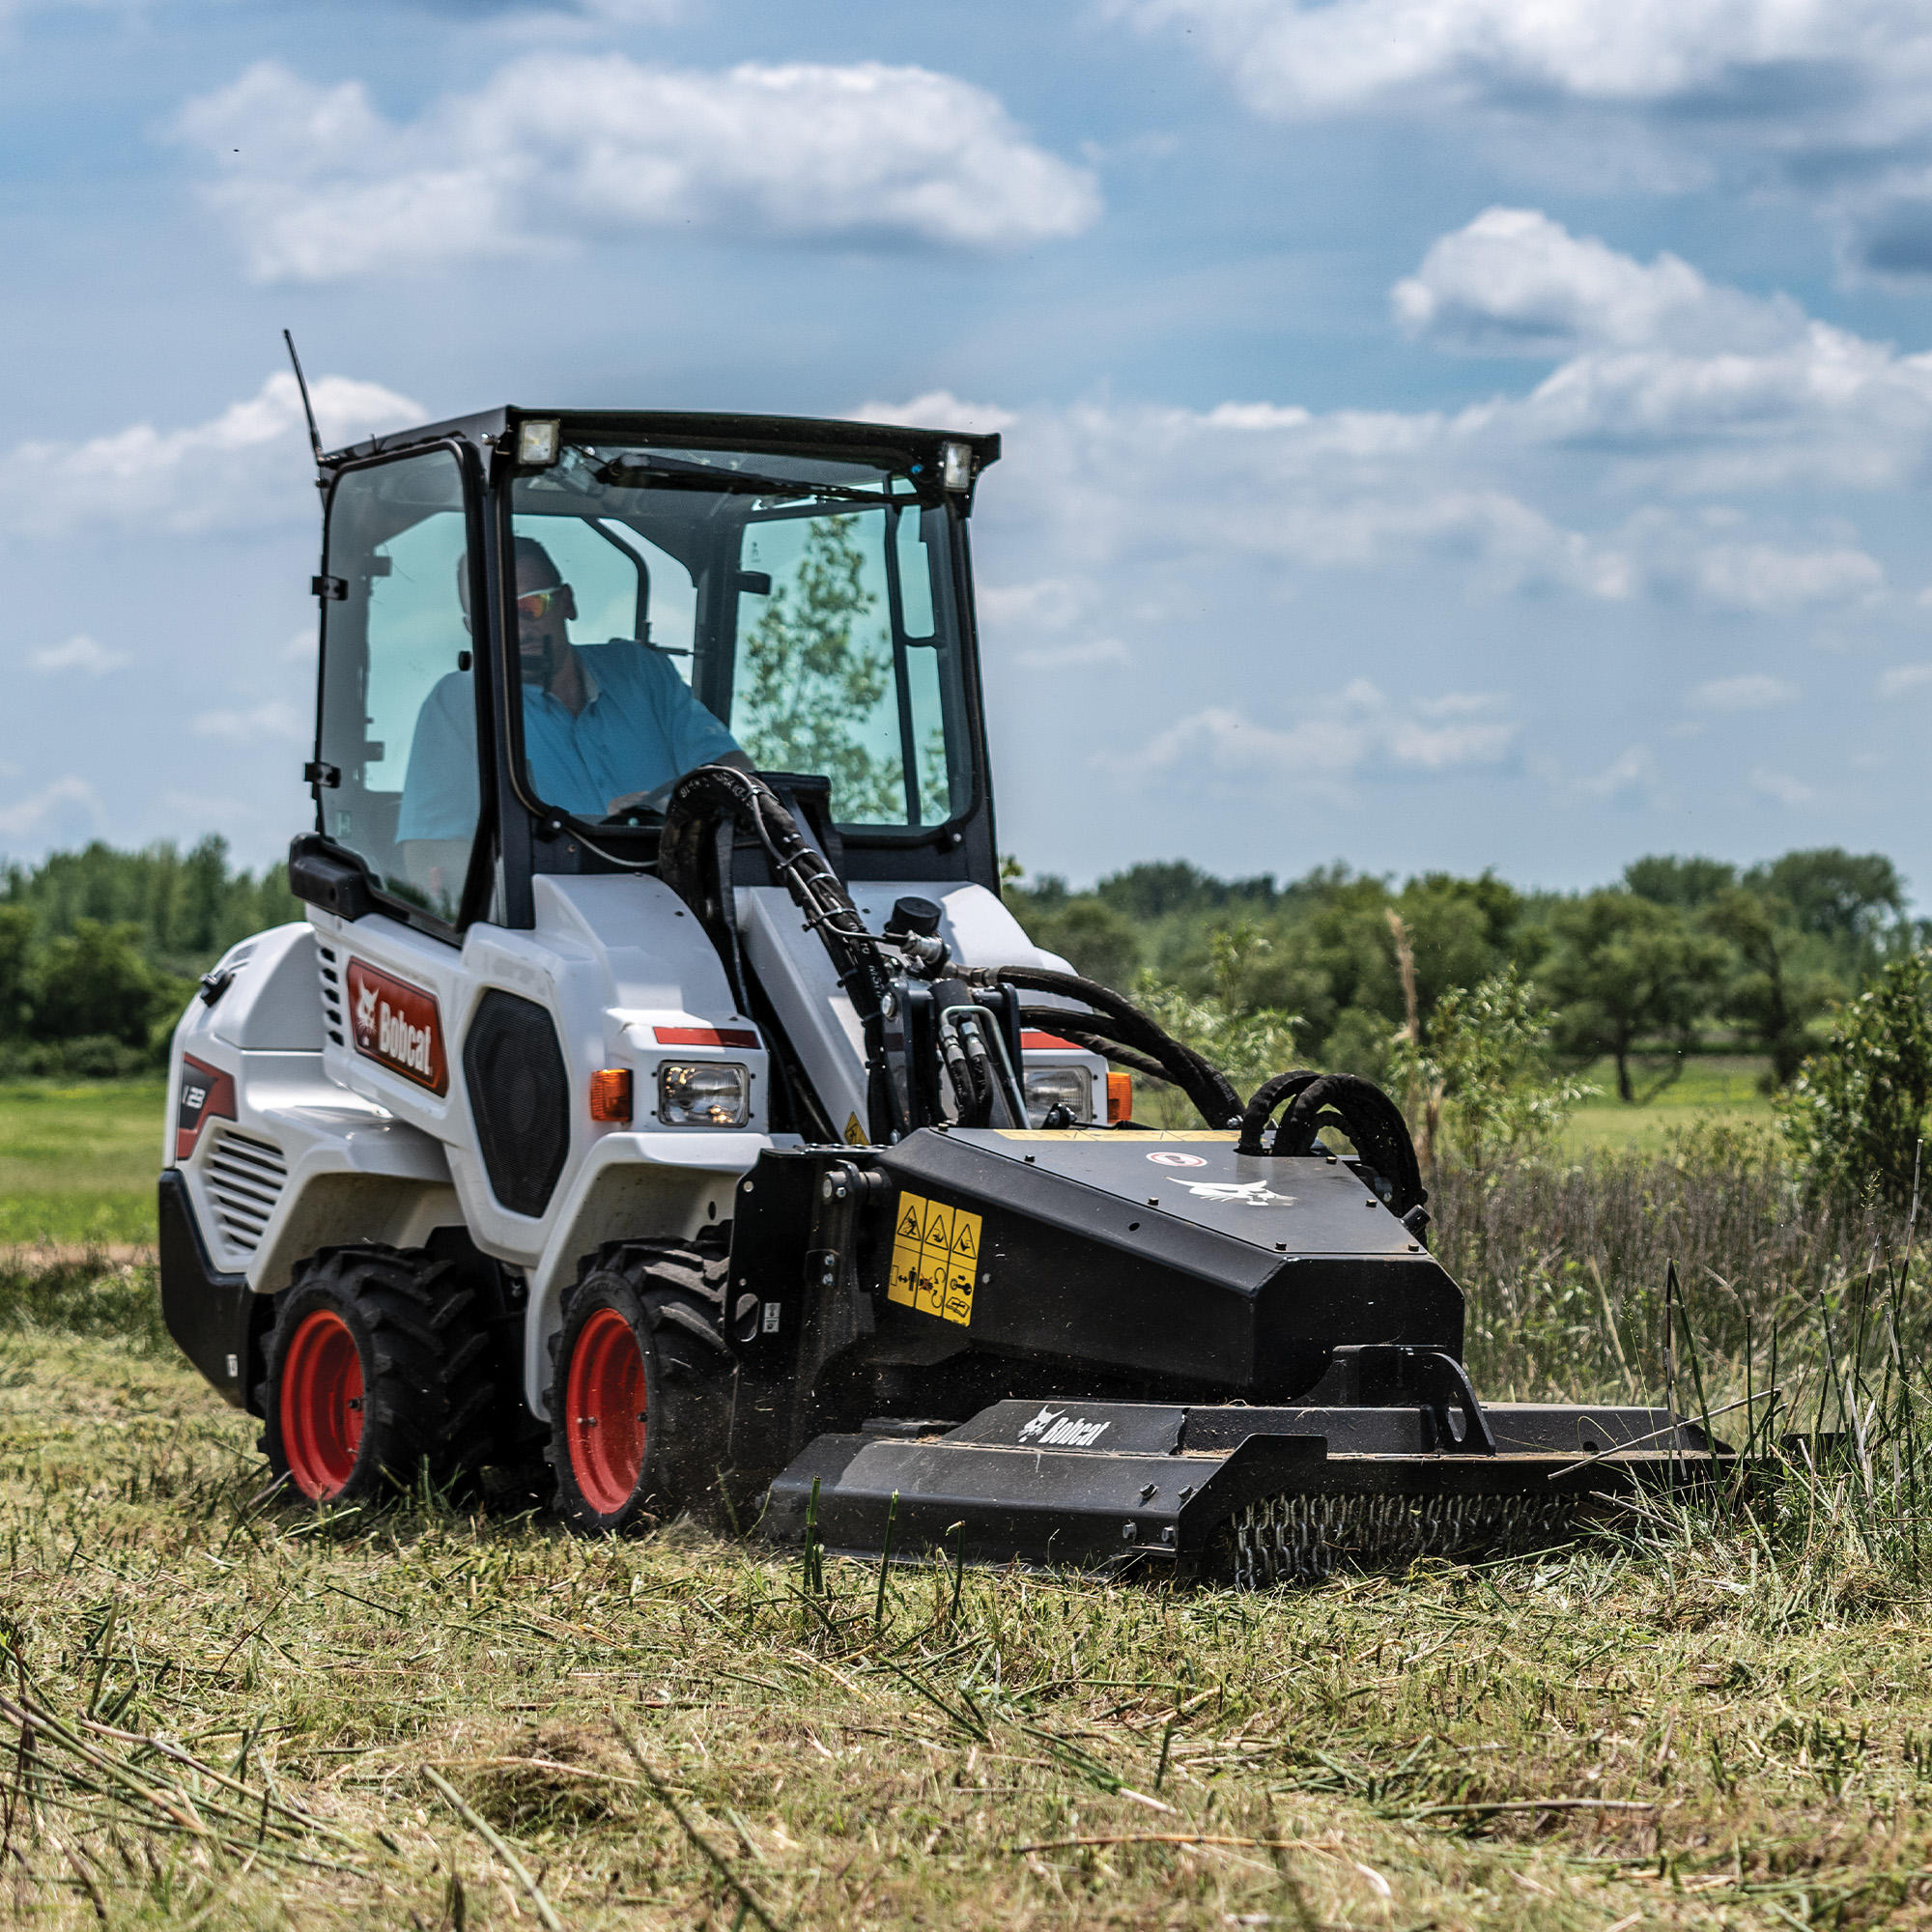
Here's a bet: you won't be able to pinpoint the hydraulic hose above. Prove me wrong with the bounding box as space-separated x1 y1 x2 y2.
967 965 1242 1129
659 765 903 1142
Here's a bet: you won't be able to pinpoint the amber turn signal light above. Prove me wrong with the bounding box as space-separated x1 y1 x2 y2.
1106 1070 1133 1124
588 1067 633 1123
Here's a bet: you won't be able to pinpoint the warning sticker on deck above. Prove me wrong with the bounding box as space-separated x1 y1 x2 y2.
887 1190 982 1327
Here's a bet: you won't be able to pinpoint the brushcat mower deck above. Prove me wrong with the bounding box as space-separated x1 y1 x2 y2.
156 395 1728 1584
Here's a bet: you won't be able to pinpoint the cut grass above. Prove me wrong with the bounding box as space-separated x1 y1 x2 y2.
0 1079 166 1249
0 1261 1930 1928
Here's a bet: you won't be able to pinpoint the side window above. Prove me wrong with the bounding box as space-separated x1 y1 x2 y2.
317 449 477 924
728 507 952 827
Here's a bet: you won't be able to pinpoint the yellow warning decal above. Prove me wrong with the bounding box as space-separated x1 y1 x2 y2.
995 1129 1237 1143
844 1112 868 1147
887 1189 982 1327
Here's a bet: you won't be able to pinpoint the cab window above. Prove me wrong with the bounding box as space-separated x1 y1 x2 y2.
316 449 479 924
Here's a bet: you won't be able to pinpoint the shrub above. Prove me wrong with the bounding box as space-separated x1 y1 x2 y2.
1777 951 1932 1212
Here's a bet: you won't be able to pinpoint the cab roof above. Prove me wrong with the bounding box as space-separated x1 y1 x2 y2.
324 407 1002 496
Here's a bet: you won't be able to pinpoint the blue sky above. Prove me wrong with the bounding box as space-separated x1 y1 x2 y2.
9 0 1932 898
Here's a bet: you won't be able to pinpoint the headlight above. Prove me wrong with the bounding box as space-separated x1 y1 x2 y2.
658 1062 751 1127
1024 1065 1093 1125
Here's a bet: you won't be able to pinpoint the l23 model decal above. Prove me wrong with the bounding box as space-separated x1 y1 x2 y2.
347 959 449 1095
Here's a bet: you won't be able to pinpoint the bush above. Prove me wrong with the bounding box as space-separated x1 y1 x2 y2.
1776 951 1932 1212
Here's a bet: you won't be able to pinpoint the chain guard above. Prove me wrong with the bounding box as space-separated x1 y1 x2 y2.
1222 1491 1583 1588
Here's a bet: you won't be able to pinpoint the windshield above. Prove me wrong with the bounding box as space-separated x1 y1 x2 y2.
504 441 972 832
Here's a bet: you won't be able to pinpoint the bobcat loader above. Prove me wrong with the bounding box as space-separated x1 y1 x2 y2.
157 399 1723 1584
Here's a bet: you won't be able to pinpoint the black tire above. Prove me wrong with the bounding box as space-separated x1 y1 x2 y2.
547 1238 736 1534
258 1245 497 1505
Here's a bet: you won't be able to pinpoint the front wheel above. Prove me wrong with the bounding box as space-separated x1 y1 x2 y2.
547 1241 734 1534
258 1246 496 1505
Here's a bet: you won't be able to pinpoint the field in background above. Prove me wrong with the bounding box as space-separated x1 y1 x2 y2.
0 1078 165 1248
0 1064 1778 1252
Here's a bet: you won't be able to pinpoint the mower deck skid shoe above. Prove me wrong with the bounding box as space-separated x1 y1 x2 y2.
762 1396 1730 1587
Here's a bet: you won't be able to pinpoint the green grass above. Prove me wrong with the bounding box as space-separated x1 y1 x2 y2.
0 1078 166 1249
2 1285 1930 1930
1561 1054 1776 1155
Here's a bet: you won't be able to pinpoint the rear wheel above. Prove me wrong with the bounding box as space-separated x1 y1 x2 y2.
259 1246 497 1505
548 1240 734 1534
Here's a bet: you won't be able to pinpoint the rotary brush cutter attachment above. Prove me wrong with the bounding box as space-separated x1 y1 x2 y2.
736 1120 1735 1589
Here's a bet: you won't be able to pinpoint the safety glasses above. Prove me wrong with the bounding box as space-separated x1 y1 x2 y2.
516 583 567 621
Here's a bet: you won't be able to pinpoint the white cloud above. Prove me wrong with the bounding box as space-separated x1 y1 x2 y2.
190 700 306 743
178 58 1100 281
1112 2 1932 270
1577 744 1662 803
1689 673 1800 710
1750 765 1818 806
0 371 420 538
28 633 128 677
0 776 103 841
1393 208 1800 357
855 391 1019 436
1130 681 1519 782
1878 662 1932 696
1116 0 1932 118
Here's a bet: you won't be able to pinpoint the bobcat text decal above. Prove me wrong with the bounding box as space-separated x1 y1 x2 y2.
1016 1405 1112 1448
346 959 448 1095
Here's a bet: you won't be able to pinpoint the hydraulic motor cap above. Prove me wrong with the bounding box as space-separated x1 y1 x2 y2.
885 895 943 939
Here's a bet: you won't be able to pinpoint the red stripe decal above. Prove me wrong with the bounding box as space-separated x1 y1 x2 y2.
1022 1031 1080 1051
654 1026 761 1049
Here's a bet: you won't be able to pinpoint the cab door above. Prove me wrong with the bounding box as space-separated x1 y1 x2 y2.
307 443 494 1141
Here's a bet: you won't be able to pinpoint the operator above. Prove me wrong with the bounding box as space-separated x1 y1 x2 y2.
397 535 752 895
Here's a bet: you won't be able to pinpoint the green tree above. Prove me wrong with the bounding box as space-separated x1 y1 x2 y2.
1390 968 1591 1179
735 516 905 822
1703 885 1840 1086
1542 892 1727 1102
0 907 34 1039
1019 896 1141 991
1134 925 1299 1108
1777 952 1932 1211
1624 853 1738 911
30 920 165 1048
1745 848 1904 949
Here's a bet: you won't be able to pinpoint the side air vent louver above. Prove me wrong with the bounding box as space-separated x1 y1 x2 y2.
204 1129 288 1257
316 944 344 1045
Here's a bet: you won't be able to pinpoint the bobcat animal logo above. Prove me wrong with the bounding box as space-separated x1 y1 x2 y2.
1016 1404 1111 1448
355 980 379 1031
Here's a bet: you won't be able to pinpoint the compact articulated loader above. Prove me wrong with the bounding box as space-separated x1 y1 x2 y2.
158 401 1721 1583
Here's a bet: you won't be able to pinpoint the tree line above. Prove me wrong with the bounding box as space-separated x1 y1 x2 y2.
0 835 1914 1094
1009 846 1913 1104
0 838 299 1076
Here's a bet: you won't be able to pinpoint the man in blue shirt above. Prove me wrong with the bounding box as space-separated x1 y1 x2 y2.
397 534 748 888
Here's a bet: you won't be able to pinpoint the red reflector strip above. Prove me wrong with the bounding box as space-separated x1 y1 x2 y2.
653 1026 761 1048
1021 1031 1080 1051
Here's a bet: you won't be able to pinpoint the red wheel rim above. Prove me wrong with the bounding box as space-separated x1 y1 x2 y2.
567 1307 648 1516
280 1309 364 1499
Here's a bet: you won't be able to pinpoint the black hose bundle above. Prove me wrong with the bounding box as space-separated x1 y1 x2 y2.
659 765 900 1141
1239 1071 1425 1216
962 965 1243 1130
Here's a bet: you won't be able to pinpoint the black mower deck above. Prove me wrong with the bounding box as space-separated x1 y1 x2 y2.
763 1397 1726 1587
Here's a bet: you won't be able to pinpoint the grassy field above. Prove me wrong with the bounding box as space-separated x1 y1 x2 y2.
0 1065 1780 1257
10 1073 1926 1926
1562 1057 1776 1156
0 1277 1926 1931
0 1079 166 1249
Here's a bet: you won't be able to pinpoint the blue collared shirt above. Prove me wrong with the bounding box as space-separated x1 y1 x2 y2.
397 640 740 840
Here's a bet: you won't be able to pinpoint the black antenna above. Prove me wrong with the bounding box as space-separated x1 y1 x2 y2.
282 328 326 469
